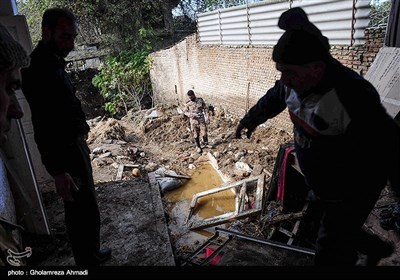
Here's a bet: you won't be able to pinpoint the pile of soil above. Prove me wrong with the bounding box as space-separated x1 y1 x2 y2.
24 103 295 266
25 102 400 267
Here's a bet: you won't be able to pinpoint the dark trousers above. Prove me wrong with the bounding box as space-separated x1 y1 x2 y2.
63 138 100 266
313 180 385 266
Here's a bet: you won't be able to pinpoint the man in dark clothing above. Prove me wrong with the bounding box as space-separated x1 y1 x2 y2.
0 22 31 266
235 7 399 266
21 8 111 266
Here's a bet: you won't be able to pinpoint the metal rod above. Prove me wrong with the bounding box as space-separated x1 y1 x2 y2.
215 227 315 256
17 119 51 234
186 232 221 261
201 236 232 265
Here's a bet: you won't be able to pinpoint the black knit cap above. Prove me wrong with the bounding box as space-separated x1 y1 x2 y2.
187 90 195 96
272 7 331 65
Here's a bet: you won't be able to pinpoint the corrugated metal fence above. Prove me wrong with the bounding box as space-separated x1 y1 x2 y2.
197 0 371 46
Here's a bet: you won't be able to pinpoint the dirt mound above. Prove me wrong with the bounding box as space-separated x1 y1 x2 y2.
87 118 127 145
85 104 294 184
118 105 294 182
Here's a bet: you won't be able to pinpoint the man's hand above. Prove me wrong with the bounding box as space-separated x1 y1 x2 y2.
235 123 254 139
235 123 245 139
246 127 254 138
54 173 79 202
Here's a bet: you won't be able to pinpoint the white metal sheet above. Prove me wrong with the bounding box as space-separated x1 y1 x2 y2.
365 47 400 118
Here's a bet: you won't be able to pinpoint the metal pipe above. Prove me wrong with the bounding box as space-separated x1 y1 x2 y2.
17 119 50 234
215 227 315 256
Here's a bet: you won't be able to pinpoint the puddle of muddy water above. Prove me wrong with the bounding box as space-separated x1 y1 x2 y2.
165 163 235 218
164 163 236 253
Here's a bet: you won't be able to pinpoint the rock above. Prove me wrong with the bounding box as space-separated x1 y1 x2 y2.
157 177 182 193
188 164 196 169
251 164 263 176
235 161 252 173
127 147 138 155
131 168 141 177
145 162 158 171
92 147 103 154
234 169 250 178
98 152 112 158
234 151 246 160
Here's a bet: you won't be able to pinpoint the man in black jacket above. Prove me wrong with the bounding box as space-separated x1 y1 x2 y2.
236 7 399 266
21 8 111 266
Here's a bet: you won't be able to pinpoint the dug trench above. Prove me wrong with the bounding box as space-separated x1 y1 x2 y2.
19 68 400 266
21 104 400 267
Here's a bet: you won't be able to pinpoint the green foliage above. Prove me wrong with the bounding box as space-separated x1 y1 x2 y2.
92 50 152 117
16 0 57 46
176 0 264 17
17 0 181 53
369 0 392 27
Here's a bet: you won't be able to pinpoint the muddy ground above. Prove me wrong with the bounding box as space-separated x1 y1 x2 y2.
21 103 400 268
18 69 400 268
23 105 297 265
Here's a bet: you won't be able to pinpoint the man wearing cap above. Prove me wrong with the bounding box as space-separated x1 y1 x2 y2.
235 7 399 266
183 90 209 154
21 8 111 266
0 22 30 265
0 23 29 146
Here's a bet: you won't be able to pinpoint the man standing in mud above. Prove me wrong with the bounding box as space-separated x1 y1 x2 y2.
21 7 111 266
183 90 209 154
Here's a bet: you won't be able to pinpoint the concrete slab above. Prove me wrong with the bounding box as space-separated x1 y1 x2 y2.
98 173 176 266
31 174 176 266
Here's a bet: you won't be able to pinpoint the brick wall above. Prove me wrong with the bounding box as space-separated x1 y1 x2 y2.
150 26 386 133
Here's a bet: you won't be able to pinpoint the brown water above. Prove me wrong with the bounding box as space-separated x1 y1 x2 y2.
165 163 235 219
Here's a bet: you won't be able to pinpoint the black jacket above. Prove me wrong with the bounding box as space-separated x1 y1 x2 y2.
21 41 89 176
240 59 399 200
